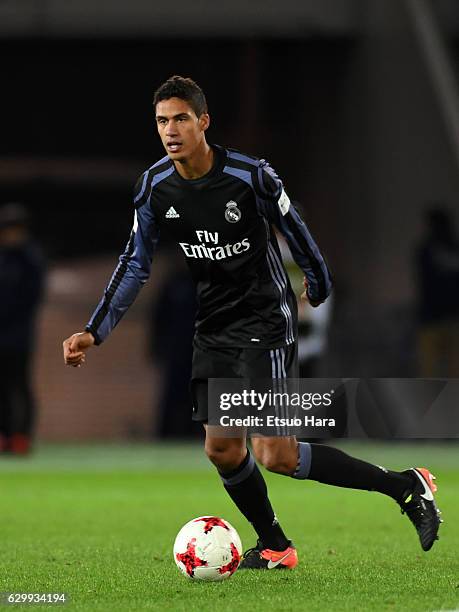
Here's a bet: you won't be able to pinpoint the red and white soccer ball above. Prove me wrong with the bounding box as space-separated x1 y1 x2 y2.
173 516 242 581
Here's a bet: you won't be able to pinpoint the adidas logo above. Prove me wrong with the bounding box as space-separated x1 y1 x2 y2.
165 206 180 219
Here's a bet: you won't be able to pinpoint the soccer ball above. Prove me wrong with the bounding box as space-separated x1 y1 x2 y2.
173 516 242 581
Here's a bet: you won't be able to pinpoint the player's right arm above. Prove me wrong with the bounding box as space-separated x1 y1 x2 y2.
63 172 160 366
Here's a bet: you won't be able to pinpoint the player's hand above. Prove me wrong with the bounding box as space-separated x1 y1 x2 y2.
300 277 323 308
63 331 95 367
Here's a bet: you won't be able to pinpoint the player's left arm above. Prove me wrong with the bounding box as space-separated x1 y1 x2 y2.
257 161 333 306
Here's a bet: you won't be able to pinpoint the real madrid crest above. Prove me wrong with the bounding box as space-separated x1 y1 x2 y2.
225 201 241 223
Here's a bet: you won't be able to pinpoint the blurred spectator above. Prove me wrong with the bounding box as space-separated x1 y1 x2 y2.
298 296 333 377
149 253 200 438
415 206 459 377
277 220 333 377
0 203 45 454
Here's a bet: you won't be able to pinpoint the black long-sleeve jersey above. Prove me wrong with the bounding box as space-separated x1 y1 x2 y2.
86 145 332 349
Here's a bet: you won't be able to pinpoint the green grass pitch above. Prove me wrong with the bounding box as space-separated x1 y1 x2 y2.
0 442 458 612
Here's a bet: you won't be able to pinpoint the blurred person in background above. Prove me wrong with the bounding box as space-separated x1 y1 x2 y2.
416 207 459 377
148 249 200 438
277 224 333 377
298 298 333 377
0 203 45 455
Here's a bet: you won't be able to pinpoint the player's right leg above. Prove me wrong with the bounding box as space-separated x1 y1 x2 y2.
204 424 297 570
190 342 297 569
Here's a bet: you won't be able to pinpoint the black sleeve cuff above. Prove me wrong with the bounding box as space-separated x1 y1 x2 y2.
85 325 101 346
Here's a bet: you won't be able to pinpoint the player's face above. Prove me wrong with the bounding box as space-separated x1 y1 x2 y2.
155 97 210 162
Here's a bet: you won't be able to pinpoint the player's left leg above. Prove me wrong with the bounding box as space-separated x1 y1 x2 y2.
253 437 415 500
251 436 442 552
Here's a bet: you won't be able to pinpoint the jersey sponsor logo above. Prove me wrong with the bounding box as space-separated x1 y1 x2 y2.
179 238 250 260
278 189 290 216
225 201 242 223
165 206 180 219
196 230 218 244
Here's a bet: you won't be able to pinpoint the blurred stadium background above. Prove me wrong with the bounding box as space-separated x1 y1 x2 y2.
1 0 459 441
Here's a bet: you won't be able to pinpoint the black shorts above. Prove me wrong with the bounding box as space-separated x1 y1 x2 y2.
191 340 298 423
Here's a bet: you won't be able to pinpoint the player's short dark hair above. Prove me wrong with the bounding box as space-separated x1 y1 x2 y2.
154 75 208 117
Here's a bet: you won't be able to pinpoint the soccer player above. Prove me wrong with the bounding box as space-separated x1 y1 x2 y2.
63 76 442 569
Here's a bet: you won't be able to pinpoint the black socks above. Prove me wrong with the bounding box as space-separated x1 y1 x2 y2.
219 450 290 551
308 443 415 502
